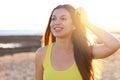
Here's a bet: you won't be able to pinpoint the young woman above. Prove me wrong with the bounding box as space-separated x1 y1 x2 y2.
35 4 120 80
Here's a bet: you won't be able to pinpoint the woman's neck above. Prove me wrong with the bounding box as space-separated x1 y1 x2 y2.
54 37 73 51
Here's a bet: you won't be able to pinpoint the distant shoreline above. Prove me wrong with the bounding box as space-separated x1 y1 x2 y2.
0 30 119 36
0 30 43 36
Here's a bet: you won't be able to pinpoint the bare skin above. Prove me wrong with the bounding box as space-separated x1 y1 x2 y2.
35 7 120 80
77 7 120 58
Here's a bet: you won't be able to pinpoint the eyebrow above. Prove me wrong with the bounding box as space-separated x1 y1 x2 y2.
52 15 67 17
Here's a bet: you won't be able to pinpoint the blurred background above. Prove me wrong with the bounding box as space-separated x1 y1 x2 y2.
0 0 120 80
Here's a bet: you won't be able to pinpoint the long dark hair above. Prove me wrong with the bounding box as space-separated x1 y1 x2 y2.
42 4 94 80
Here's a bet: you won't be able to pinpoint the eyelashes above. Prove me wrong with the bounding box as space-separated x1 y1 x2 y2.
51 17 67 21
51 17 56 20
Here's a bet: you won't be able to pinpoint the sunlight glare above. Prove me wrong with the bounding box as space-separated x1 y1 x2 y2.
0 0 120 32
83 0 120 31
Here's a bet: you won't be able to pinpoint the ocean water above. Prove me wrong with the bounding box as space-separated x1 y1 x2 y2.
0 30 119 49
0 30 44 48
0 30 43 36
0 29 119 36
0 43 22 48
0 30 43 48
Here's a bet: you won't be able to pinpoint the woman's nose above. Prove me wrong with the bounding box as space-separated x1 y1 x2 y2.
54 19 61 25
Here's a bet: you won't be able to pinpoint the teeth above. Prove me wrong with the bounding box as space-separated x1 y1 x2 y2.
54 27 63 30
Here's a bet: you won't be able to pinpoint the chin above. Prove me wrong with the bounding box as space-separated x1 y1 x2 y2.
53 34 63 38
53 32 71 38
54 34 69 39
54 35 64 38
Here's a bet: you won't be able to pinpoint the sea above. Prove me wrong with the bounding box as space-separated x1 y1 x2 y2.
0 30 43 48
0 30 120 48
0 30 43 36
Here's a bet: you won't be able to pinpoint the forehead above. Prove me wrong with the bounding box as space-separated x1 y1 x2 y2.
52 8 71 17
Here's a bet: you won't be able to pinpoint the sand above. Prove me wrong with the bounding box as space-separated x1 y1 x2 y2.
0 49 120 80
0 52 35 80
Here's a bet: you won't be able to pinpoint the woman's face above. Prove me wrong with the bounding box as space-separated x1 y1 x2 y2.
50 8 75 38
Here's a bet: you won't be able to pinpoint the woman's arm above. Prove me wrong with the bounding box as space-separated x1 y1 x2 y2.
35 48 45 80
77 7 120 59
87 23 120 59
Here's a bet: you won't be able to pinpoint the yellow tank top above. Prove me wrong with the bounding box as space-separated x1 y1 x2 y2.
43 43 83 80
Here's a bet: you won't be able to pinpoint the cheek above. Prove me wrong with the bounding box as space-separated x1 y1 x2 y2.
50 22 54 33
66 22 75 30
50 22 54 32
50 22 53 28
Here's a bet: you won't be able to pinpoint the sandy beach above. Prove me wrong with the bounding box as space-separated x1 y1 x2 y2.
0 49 120 80
0 52 35 80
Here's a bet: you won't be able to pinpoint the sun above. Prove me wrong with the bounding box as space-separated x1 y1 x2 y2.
0 0 120 32
83 0 120 31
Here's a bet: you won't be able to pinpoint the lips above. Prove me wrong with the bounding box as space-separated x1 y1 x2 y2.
54 27 63 32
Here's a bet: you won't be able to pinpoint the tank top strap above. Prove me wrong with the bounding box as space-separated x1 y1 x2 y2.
43 43 53 68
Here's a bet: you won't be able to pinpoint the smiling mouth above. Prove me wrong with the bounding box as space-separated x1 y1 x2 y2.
54 27 63 32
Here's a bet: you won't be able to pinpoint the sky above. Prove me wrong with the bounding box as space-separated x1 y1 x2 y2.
0 0 120 33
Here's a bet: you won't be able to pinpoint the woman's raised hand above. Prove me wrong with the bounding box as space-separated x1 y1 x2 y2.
76 7 89 25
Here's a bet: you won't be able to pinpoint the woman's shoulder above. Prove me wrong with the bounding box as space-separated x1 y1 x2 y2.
35 46 49 70
35 46 48 58
35 45 49 66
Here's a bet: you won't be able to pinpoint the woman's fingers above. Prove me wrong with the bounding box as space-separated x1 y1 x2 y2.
76 7 88 25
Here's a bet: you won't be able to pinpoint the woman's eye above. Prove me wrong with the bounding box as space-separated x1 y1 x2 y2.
51 17 56 20
61 18 67 20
